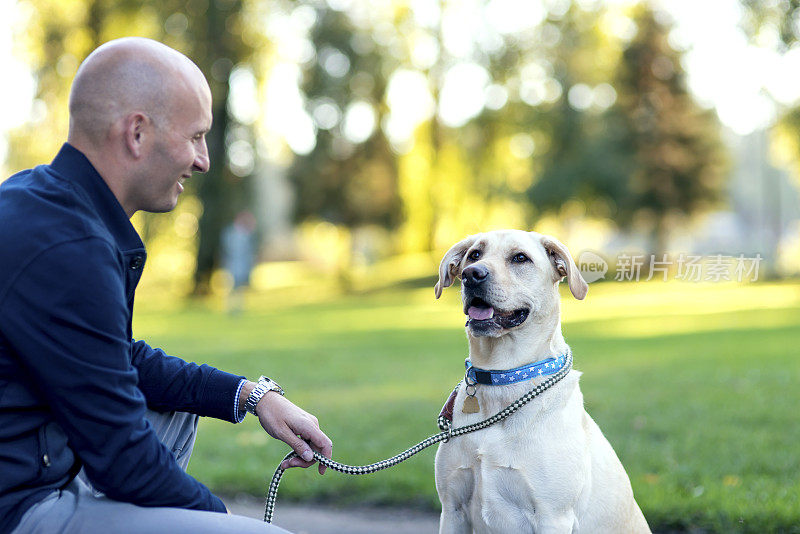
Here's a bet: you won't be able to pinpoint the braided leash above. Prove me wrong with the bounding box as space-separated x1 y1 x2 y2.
264 351 573 523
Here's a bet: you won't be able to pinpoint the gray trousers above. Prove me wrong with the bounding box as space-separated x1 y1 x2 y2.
12 410 290 534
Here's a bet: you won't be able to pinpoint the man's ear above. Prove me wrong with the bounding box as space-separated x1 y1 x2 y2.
540 235 588 300
434 235 478 299
122 112 149 158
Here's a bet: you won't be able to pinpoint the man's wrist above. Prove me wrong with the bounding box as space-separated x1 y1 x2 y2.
238 380 257 415
240 376 285 416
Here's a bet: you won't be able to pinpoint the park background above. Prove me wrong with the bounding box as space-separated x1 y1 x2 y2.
1 0 800 531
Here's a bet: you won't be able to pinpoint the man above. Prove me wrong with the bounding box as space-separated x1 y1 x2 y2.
0 38 332 533
221 210 257 314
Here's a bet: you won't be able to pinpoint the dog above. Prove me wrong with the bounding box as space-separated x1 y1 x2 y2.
433 230 650 533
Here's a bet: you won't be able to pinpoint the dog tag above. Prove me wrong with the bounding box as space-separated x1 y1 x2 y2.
462 395 480 414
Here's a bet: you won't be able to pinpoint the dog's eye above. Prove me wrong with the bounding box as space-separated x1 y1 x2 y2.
468 250 482 261
511 253 530 263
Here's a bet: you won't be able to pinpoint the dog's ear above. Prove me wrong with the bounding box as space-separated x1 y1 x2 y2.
540 235 588 300
434 236 478 299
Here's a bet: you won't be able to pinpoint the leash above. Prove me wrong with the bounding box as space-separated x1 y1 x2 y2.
263 351 573 523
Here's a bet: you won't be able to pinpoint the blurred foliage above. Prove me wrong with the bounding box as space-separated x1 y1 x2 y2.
741 0 800 189
7 0 733 291
529 4 634 224
532 4 727 253
740 0 800 50
291 6 400 230
6 0 143 171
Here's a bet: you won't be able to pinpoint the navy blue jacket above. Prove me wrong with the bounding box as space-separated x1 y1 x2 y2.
0 144 244 532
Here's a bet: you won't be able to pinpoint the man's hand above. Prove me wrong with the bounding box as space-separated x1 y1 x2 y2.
240 381 333 474
257 393 332 473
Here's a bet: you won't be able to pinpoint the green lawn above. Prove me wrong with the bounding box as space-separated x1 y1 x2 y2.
133 277 800 533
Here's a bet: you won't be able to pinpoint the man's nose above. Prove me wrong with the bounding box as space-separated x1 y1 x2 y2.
193 139 210 173
462 264 489 287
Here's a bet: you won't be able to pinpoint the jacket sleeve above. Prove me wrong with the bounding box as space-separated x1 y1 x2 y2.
130 340 245 423
0 237 227 513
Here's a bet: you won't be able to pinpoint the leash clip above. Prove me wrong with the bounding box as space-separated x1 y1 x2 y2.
464 364 478 397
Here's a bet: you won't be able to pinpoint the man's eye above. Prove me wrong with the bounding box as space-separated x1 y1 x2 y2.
511 253 529 263
468 250 481 261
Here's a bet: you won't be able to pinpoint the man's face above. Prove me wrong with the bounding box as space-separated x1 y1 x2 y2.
135 76 212 213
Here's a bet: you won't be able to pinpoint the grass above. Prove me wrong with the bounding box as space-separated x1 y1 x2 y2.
133 275 800 533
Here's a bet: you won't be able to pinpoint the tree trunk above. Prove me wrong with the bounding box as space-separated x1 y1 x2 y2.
191 4 239 295
192 89 231 294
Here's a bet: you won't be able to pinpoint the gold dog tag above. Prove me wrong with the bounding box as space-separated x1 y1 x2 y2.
462 396 479 414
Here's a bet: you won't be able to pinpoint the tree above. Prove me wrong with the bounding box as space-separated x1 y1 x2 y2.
614 6 727 252
287 4 402 289
531 4 727 253
291 7 400 231
529 3 634 223
160 0 259 295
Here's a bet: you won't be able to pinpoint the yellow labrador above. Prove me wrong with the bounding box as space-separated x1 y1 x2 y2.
434 230 649 534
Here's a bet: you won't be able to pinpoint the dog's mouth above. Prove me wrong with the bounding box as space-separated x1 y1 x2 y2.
464 297 530 330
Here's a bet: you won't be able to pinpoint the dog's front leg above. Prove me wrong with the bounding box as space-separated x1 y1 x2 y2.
535 510 578 534
436 446 474 534
439 507 471 534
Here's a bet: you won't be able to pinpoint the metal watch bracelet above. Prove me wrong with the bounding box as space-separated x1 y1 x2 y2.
244 376 284 415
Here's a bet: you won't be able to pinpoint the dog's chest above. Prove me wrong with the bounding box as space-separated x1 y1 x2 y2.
435 382 580 531
453 427 540 531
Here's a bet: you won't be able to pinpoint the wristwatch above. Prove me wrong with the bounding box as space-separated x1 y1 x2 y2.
244 375 285 415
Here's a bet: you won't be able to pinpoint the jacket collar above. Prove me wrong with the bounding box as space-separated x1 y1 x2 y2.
465 351 569 385
50 143 144 252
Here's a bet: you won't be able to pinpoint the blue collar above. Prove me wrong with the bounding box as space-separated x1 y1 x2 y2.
465 352 569 385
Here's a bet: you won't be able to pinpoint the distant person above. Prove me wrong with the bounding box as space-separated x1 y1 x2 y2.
222 210 257 314
0 37 331 533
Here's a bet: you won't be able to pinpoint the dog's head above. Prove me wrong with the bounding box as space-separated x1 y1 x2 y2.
434 230 587 338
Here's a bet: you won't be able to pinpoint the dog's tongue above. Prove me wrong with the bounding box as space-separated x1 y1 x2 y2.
468 306 494 320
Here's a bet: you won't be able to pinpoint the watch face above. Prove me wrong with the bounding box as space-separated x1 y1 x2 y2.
259 376 280 387
259 376 283 394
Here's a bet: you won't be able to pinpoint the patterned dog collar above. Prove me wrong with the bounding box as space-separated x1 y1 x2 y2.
465 351 570 385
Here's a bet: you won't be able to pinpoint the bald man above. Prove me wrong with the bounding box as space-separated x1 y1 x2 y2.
0 38 331 533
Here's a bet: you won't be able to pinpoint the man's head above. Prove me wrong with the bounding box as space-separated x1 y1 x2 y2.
67 37 212 217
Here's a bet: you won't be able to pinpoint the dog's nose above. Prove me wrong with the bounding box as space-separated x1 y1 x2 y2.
462 264 489 287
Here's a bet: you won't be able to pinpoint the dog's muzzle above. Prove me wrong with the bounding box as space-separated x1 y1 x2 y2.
463 295 530 333
461 264 530 333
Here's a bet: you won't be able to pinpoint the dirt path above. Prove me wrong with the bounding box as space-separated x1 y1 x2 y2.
223 495 440 534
